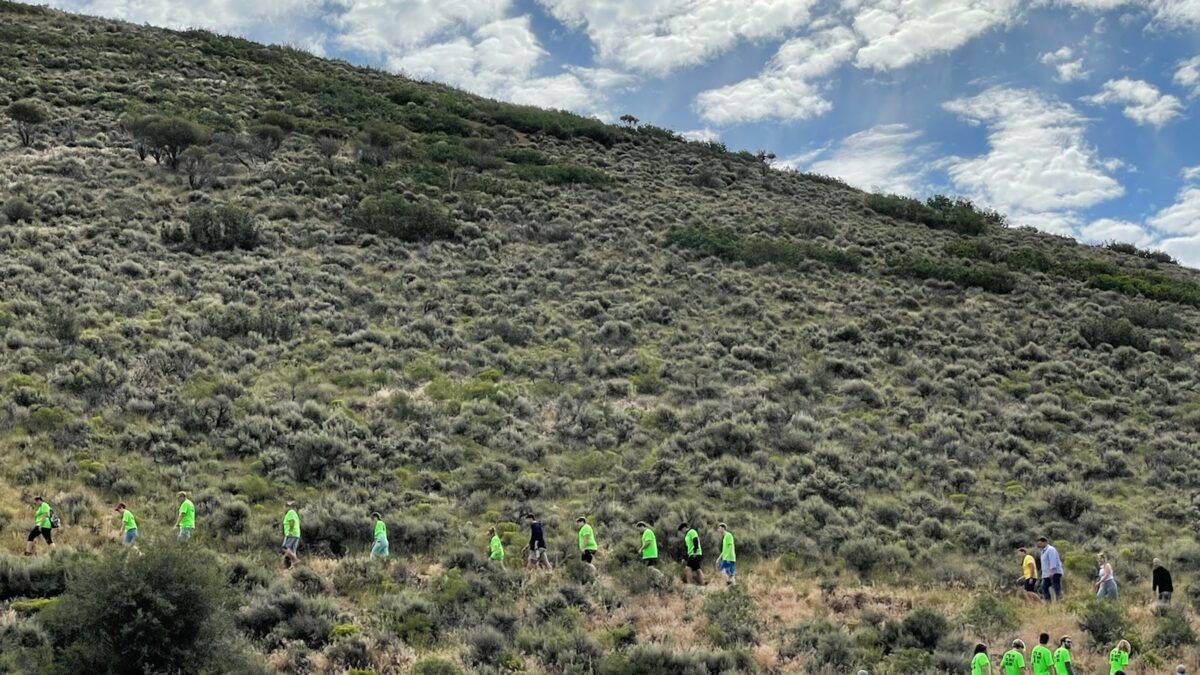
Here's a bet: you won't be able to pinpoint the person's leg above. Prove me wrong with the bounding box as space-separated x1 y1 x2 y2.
43 528 53 547
1053 574 1063 600
1041 577 1051 601
25 526 39 555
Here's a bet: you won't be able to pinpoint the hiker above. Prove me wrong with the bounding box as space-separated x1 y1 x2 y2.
115 503 138 546
1030 633 1053 675
637 521 658 567
972 643 992 675
1053 636 1074 675
488 527 504 564
576 517 597 571
1153 558 1174 603
678 522 704 585
717 522 736 584
25 496 55 555
1001 639 1026 675
1108 639 1130 675
1037 537 1064 601
1017 547 1039 600
1094 553 1118 599
175 492 195 540
525 514 551 570
282 502 300 568
1176 665 1188 674
370 511 388 558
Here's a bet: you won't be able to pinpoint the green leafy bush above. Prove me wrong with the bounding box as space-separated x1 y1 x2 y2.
867 193 1003 235
511 163 612 186
162 203 261 252
2 198 35 223
1077 598 1135 647
889 255 1016 293
668 224 862 272
7 99 49 146
124 114 209 168
348 194 456 242
1079 317 1150 351
702 584 760 648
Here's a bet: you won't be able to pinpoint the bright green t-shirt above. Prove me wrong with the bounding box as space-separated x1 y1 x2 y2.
578 524 597 551
721 531 736 562
122 509 137 531
972 652 991 675
641 528 658 559
178 499 195 529
489 535 504 560
1108 648 1128 675
283 509 300 538
1001 649 1025 675
373 519 387 542
35 502 51 528
1030 645 1053 675
1052 647 1071 675
685 529 701 556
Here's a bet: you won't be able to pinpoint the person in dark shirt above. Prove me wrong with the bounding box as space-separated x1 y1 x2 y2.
1153 558 1174 604
524 513 552 571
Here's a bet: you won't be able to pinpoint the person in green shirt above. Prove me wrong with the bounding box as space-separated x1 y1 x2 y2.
972 643 993 675
1053 636 1075 675
282 502 301 568
677 522 705 586
115 503 138 546
25 496 55 555
717 522 736 584
488 527 504 563
576 517 598 571
637 521 658 566
1030 633 1053 675
1108 639 1130 675
1001 639 1026 675
175 492 196 540
370 511 389 559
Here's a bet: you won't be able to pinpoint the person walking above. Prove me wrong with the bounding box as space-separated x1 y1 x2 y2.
678 522 704 585
24 496 55 556
1106 639 1130 675
972 643 993 675
637 522 658 567
175 492 196 540
576 517 597 571
115 503 138 546
1001 639 1027 675
1095 553 1118 599
488 527 504 564
1153 558 1174 604
1052 636 1074 675
1037 538 1064 601
370 511 389 558
1030 633 1053 675
717 522 736 584
1017 547 1039 601
282 502 301 568
525 514 551 571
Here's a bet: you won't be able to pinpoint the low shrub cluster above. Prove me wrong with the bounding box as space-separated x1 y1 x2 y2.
347 194 456 241
668 224 862 271
867 194 1005 235
889 255 1016 293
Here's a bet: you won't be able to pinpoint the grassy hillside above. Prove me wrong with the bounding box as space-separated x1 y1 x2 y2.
3 2 1200 673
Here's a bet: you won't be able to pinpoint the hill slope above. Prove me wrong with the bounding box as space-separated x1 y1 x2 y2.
3 2 1200 673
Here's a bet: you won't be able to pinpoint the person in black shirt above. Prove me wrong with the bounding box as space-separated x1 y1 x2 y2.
524 514 552 571
1153 557 1174 604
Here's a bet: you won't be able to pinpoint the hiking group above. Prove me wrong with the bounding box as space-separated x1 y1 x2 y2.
1016 539 1175 605
971 635 1162 675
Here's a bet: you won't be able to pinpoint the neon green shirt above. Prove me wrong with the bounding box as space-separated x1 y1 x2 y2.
178 499 195 529
685 528 701 556
1053 647 1071 675
720 531 736 562
373 519 387 542
1108 648 1128 675
283 509 300 538
489 535 504 560
578 523 596 551
35 502 51 528
641 528 658 559
972 652 992 675
121 509 137 531
1001 649 1025 675
1030 645 1052 675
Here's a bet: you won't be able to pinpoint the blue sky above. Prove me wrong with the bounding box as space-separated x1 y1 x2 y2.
34 0 1200 263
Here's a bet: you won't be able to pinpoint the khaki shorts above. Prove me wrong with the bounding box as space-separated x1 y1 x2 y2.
528 548 548 562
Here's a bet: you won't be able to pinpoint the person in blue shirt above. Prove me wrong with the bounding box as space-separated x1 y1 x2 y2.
524 514 552 571
1037 537 1064 602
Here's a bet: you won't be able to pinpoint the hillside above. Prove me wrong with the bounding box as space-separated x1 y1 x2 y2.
3 2 1200 673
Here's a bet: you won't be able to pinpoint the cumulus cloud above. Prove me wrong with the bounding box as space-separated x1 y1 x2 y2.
1084 78 1184 127
680 129 721 143
851 0 1021 71
331 0 511 55
1175 56 1200 97
44 0 323 41
1080 218 1156 246
694 27 860 124
1147 185 1200 234
796 124 933 195
1040 47 1090 82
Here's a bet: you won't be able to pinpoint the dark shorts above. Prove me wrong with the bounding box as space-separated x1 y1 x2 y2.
1024 578 1037 593
643 557 657 567
686 555 703 571
27 526 52 544
581 549 595 564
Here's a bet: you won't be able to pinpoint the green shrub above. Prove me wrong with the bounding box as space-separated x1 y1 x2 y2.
7 99 49 146
163 203 261 252
1080 317 1150 351
889 255 1016 293
1153 607 1197 648
348 194 456 242
410 658 465 675
961 594 1019 635
376 593 437 648
2 198 35 223
1105 241 1176 264
10 597 56 615
355 121 406 165
1077 598 1134 647
702 584 760 648
867 193 1003 235
0 553 74 600
599 646 707 675
884 607 949 652
668 224 862 272
125 114 209 168
511 163 612 186
236 589 335 648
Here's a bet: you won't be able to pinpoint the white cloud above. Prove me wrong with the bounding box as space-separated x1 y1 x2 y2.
45 0 322 40
535 0 816 76
1184 165 1200 182
1149 0 1200 27
681 129 721 143
1080 218 1156 246
1147 185 1200 234
694 27 860 124
1040 46 1090 82
798 124 932 195
1084 78 1184 127
1175 56 1200 97
942 87 1123 225
331 0 511 54
851 0 1021 71
1158 234 1200 266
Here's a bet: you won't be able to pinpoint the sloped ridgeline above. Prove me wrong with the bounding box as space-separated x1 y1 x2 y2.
2 2 1200 673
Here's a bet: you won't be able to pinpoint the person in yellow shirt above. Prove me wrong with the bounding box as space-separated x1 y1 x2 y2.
1017 547 1040 601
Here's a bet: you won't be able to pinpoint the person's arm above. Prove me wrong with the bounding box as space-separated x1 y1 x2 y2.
175 506 182 528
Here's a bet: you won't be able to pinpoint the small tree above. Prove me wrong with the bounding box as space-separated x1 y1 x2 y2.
179 146 220 189
356 121 405 166
125 115 208 169
619 114 640 128
247 123 286 161
7 99 49 146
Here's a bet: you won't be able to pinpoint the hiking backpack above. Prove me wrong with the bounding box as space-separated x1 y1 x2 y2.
49 509 61 529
